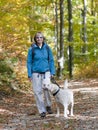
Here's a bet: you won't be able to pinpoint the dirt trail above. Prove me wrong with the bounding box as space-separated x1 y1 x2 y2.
0 79 98 130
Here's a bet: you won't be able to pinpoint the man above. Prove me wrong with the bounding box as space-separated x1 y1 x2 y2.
27 32 55 118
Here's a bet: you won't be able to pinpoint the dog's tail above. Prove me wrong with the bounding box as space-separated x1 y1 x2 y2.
64 79 68 89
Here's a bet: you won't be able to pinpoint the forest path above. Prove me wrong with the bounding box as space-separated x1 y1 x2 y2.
0 79 98 130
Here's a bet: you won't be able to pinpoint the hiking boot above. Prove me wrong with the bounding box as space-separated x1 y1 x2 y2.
46 106 53 114
40 112 46 118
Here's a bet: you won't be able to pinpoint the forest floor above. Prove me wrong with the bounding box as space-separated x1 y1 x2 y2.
0 78 98 130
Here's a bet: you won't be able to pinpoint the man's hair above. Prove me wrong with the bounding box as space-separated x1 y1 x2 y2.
34 32 46 43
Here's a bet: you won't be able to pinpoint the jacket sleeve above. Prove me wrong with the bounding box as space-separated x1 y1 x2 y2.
26 47 32 78
48 47 55 75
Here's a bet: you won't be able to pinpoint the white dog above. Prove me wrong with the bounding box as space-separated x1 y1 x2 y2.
42 79 74 118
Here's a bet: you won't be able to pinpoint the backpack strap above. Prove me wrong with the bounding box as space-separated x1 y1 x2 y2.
46 44 50 61
31 43 35 60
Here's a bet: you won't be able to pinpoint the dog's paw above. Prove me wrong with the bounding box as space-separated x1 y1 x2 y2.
67 110 69 115
70 114 74 117
55 114 59 117
64 114 68 118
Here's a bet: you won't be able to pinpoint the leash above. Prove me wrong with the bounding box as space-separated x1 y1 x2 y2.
50 77 60 88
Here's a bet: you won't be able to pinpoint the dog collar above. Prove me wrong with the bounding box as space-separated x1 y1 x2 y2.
53 88 60 96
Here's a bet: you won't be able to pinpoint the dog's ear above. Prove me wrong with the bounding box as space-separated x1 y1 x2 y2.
64 79 68 89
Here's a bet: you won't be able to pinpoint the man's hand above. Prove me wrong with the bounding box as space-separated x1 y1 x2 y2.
50 75 55 83
28 77 32 82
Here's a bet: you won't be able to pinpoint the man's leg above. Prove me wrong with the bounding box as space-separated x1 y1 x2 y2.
32 73 46 117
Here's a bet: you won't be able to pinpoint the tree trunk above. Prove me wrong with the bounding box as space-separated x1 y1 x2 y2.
67 0 73 78
55 0 59 60
58 0 64 78
81 0 87 53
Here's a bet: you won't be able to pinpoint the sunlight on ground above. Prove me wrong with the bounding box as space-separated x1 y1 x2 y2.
75 115 98 120
68 79 98 94
0 109 13 115
72 87 98 93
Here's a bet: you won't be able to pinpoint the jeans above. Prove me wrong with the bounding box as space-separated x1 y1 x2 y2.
32 71 51 114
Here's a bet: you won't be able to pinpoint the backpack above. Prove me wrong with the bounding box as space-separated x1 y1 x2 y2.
31 43 50 60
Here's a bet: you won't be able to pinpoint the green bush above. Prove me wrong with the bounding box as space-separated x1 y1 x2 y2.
0 60 13 74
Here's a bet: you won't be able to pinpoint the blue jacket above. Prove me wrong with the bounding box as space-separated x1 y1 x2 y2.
27 43 55 78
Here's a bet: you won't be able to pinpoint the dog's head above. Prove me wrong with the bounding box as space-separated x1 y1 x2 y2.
50 83 60 94
42 78 52 90
42 78 59 93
